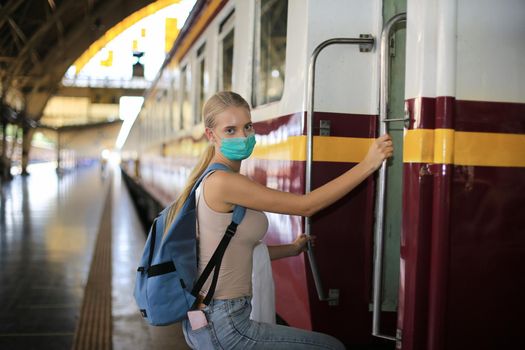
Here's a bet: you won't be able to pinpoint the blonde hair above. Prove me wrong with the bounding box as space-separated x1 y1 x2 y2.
163 91 250 235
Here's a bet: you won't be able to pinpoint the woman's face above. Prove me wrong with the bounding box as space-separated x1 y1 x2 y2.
207 106 254 143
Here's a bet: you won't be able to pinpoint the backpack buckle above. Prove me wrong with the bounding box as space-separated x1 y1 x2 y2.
225 223 238 238
225 228 235 238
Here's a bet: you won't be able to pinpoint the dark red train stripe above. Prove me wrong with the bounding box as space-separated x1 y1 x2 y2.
406 97 525 134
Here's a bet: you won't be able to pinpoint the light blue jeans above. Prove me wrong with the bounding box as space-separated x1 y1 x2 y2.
182 296 345 349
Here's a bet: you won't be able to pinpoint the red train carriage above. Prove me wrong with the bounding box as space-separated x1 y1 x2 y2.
122 0 525 349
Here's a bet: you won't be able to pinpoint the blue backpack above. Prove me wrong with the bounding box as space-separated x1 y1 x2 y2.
134 163 246 326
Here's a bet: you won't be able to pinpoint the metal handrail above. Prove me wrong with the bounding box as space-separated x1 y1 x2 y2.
372 12 407 341
305 36 375 301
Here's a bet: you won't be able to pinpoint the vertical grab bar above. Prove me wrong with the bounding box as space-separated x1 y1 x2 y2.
305 36 375 301
372 12 406 341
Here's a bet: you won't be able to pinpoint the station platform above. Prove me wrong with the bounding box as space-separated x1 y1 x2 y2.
0 163 189 350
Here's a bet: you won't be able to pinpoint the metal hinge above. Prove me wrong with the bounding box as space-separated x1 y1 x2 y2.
359 34 374 52
390 35 396 57
328 289 340 306
319 120 331 136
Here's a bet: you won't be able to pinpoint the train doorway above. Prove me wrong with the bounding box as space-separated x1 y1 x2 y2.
303 4 407 348
371 4 407 344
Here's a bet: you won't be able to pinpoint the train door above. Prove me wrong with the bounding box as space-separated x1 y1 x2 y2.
372 1 407 347
304 32 389 349
303 2 407 348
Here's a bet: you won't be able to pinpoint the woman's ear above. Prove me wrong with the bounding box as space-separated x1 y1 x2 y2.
205 127 215 143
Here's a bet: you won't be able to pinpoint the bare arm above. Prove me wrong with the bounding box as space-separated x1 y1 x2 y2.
267 234 313 260
267 244 297 260
206 134 393 217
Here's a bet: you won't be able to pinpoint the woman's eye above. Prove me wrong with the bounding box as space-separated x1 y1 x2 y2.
245 124 253 132
225 128 235 135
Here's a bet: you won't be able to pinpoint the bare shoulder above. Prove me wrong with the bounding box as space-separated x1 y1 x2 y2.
203 170 251 212
206 169 249 189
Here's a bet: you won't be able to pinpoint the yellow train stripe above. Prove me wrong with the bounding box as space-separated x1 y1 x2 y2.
165 131 525 167
312 136 373 163
252 136 373 163
404 129 525 167
252 136 306 161
166 138 208 157
403 129 435 163
454 131 525 167
434 129 455 164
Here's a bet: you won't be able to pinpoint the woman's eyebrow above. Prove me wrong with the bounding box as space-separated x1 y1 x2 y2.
222 122 251 129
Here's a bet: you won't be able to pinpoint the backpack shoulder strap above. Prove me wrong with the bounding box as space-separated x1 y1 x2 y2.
193 163 246 223
189 163 248 305
162 163 247 242
231 205 246 224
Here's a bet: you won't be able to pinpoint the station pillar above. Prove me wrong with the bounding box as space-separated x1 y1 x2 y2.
0 120 12 181
21 126 33 175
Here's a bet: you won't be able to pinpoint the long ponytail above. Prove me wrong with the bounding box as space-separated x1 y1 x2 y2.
163 91 250 236
163 145 214 234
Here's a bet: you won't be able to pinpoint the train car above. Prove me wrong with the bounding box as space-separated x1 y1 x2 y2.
122 0 525 349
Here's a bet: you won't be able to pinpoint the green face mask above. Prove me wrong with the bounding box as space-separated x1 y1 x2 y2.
219 134 256 161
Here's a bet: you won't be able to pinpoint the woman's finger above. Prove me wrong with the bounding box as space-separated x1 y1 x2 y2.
378 133 391 142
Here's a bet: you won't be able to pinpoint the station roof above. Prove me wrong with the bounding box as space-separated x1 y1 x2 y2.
0 0 156 121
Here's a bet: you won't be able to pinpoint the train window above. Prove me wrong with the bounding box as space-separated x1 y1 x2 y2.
253 0 288 107
219 11 235 91
221 31 234 91
180 65 192 130
170 77 177 132
195 43 206 124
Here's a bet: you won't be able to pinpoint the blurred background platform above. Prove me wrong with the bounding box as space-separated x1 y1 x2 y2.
0 162 189 350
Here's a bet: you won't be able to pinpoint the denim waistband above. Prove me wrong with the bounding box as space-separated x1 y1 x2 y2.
203 295 252 314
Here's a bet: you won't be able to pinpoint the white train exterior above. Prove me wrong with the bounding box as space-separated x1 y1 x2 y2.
122 1 525 349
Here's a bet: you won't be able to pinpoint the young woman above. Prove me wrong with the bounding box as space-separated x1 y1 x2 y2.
166 91 393 349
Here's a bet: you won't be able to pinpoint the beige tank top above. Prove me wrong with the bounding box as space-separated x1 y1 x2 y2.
196 172 268 299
